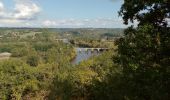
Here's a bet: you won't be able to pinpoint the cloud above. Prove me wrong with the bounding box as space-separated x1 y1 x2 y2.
0 0 41 26
13 0 40 20
0 1 4 10
0 0 127 28
42 19 84 27
42 18 127 28
0 1 5 16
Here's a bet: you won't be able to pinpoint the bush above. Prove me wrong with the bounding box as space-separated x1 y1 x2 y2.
26 55 39 67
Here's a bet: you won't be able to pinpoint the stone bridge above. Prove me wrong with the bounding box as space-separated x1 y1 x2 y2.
56 39 69 43
76 48 109 52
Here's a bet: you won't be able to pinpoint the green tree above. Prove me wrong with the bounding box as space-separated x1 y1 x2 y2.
119 0 170 27
26 55 39 67
117 0 170 100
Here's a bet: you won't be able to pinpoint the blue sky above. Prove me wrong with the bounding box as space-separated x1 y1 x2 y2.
0 0 128 28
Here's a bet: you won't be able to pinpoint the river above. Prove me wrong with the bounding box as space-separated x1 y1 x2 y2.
71 48 102 64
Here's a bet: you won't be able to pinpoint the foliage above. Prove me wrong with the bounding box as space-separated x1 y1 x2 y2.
26 55 39 67
71 38 115 48
0 28 119 99
0 31 76 99
117 0 170 100
48 51 119 100
119 0 170 26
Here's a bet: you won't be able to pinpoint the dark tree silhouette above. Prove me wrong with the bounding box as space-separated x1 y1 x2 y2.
117 0 170 100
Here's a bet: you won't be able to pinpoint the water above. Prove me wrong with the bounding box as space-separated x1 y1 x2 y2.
72 48 101 64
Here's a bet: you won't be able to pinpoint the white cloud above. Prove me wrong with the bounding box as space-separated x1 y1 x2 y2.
42 18 127 28
43 20 57 26
0 1 4 10
42 19 84 28
0 1 5 16
0 0 41 27
13 0 40 20
0 0 127 28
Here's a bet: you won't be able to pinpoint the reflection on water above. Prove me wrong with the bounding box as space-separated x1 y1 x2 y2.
72 48 101 64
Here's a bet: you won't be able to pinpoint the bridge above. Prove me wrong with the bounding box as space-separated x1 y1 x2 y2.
56 39 69 43
75 48 109 52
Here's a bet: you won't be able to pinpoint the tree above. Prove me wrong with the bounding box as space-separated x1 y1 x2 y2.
26 55 39 67
119 0 170 27
117 0 170 100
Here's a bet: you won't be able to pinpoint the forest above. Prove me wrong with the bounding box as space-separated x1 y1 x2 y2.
0 27 121 99
0 0 170 100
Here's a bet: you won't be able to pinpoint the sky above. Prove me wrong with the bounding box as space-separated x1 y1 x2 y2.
0 0 128 28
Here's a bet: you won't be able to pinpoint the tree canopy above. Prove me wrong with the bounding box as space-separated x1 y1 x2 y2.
117 0 170 99
119 0 170 27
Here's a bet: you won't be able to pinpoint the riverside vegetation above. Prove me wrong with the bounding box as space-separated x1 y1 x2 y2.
0 28 119 99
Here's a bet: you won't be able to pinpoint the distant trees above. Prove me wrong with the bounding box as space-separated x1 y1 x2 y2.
11 48 29 57
71 38 115 48
26 55 39 67
0 30 78 99
33 42 54 52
